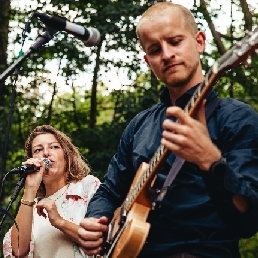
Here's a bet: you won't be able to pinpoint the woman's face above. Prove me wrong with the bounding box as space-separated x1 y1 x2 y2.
31 133 67 183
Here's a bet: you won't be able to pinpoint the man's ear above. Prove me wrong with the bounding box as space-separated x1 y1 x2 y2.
144 55 149 65
196 31 206 54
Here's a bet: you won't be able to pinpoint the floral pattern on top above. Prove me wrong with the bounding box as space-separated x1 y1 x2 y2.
3 175 100 258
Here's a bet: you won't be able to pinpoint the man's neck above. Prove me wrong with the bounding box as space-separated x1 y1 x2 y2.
168 78 204 105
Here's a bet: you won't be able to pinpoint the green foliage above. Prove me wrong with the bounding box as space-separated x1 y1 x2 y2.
239 234 258 258
1 0 258 257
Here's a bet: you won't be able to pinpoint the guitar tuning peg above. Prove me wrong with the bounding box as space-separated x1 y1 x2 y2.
243 56 252 68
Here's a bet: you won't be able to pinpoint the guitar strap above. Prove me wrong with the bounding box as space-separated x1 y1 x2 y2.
154 96 221 209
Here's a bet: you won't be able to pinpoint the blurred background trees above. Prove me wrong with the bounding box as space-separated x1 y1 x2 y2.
0 0 257 256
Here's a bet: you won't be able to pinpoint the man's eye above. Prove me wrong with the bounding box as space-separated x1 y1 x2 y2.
170 39 182 46
149 48 160 55
34 149 42 153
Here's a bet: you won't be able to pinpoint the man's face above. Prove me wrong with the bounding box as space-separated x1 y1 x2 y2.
138 11 205 90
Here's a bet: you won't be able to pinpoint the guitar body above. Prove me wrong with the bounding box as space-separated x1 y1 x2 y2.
111 203 151 258
105 162 152 258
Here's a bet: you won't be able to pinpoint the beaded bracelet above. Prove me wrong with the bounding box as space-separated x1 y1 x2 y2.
21 198 36 206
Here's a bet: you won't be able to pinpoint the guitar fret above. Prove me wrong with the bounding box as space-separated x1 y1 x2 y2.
124 145 165 211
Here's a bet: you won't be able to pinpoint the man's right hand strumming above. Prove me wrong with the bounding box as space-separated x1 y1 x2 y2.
78 216 109 256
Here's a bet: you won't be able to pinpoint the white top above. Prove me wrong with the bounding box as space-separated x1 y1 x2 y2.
33 185 74 257
3 175 100 258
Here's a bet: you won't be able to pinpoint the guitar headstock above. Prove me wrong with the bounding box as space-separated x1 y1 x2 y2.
216 26 258 73
188 27 258 118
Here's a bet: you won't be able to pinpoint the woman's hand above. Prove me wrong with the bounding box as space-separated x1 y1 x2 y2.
36 199 64 228
21 158 46 200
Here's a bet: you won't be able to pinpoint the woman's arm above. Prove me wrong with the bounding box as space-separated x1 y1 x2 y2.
11 188 37 257
11 158 44 257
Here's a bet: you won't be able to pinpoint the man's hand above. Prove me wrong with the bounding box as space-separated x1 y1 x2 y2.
161 100 221 171
78 216 108 256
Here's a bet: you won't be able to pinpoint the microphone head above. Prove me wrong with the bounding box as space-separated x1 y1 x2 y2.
41 158 51 170
83 27 101 47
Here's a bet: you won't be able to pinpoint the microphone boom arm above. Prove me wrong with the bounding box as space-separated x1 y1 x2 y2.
0 26 57 84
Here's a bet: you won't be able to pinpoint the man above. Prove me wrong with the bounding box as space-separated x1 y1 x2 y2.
78 2 258 258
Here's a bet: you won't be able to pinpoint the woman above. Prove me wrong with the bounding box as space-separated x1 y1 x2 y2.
3 125 100 257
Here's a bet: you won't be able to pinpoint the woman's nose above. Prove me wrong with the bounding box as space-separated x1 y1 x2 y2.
42 148 49 157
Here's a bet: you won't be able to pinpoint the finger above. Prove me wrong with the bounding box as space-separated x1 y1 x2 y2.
161 137 183 154
97 216 109 225
38 159 47 174
166 106 192 125
37 206 47 218
80 217 108 232
80 246 102 256
78 227 104 242
37 200 55 211
22 158 41 168
163 119 190 136
162 130 187 147
196 99 207 125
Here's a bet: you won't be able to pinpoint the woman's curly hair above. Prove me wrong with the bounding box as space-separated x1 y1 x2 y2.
25 125 91 197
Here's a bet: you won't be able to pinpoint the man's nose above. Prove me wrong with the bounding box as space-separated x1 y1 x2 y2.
161 43 174 61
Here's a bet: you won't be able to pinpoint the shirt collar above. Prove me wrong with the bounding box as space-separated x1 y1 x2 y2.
160 83 217 108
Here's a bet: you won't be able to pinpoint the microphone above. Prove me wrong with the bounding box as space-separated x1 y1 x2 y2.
9 158 52 175
33 12 101 47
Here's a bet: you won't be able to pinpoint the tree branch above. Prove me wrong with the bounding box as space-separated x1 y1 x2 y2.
239 0 253 31
199 0 226 55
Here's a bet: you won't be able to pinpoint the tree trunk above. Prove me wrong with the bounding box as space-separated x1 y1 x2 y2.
72 82 81 129
89 39 103 129
0 0 9 72
0 0 10 190
46 58 61 125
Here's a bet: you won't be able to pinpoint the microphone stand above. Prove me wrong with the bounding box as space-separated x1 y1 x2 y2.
0 26 57 84
0 26 57 223
0 174 26 231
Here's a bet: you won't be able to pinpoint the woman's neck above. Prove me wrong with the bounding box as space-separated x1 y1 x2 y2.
45 179 67 197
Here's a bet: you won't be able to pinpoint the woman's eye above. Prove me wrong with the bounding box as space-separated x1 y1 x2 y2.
51 145 60 149
34 149 42 153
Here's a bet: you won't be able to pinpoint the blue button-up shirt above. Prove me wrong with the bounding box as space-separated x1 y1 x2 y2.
86 86 258 258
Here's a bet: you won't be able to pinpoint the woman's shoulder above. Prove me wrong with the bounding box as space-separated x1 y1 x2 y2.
81 174 101 187
67 175 100 196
